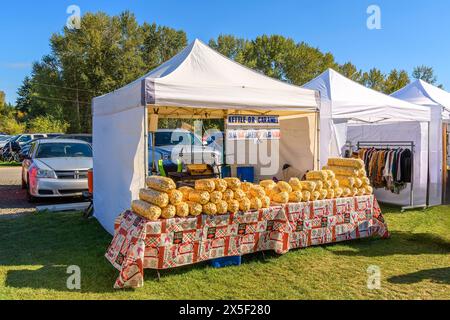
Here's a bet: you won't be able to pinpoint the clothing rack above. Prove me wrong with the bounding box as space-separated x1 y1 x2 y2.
356 141 426 212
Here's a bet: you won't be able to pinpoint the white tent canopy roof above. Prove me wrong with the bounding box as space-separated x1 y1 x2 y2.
92 39 321 235
391 79 450 207
303 68 431 123
391 79 450 112
93 39 319 117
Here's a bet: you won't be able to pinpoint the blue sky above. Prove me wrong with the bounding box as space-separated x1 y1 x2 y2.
1 0 449 103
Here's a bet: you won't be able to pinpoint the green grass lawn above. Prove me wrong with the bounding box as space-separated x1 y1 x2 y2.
0 205 449 300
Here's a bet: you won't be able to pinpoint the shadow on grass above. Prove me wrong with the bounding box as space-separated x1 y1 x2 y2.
0 212 119 293
2 205 448 293
388 267 450 285
0 210 280 292
148 250 273 280
326 231 450 257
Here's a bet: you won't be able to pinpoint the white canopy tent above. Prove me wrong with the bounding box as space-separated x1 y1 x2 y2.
92 39 320 234
391 80 450 206
303 69 431 207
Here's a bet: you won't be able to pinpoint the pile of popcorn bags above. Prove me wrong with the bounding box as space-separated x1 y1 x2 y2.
323 158 373 197
130 157 374 221
131 176 272 221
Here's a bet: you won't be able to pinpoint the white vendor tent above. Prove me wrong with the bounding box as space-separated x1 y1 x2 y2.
303 68 431 207
92 39 320 234
392 79 450 206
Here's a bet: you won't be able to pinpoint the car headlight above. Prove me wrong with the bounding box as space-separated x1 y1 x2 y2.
36 169 57 179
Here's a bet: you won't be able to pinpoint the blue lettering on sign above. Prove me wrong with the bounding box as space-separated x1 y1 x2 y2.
227 115 279 125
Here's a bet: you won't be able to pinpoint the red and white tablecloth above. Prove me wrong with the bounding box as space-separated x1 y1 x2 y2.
105 195 389 289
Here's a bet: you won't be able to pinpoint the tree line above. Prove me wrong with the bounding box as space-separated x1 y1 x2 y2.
0 11 444 135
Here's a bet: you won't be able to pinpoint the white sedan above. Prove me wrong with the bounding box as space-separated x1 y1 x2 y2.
22 139 93 200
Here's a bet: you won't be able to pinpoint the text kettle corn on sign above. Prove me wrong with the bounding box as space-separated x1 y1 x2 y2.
227 115 279 126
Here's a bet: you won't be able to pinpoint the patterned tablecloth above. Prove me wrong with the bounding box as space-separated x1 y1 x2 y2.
105 195 389 289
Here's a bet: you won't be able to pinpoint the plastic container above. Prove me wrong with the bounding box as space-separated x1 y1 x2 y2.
210 256 242 268
221 165 232 178
237 166 255 183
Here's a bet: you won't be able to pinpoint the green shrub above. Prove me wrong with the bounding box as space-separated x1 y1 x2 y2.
27 115 69 133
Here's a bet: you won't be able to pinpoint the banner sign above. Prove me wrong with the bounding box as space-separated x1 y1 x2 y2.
227 115 279 127
227 129 281 141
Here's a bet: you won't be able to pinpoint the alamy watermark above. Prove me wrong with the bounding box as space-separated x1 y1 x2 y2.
66 5 81 30
66 265 81 290
367 265 381 290
167 121 280 176
367 5 382 30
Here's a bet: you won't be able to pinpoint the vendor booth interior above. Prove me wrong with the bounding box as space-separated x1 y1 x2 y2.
93 41 389 289
93 39 321 235
303 69 431 210
391 79 450 205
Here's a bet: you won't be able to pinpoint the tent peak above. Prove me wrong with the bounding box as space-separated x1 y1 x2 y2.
392 77 450 111
193 38 205 45
303 66 431 123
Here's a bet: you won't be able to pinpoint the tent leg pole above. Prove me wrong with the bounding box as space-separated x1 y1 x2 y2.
315 110 320 170
144 106 149 177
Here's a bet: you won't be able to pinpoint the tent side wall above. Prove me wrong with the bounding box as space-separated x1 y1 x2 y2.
279 114 318 177
429 106 444 206
317 98 333 167
93 106 146 235
91 39 321 235
222 112 319 181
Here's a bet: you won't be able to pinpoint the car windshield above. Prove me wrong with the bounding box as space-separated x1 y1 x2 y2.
36 143 92 158
154 131 202 147
73 136 92 143
23 139 39 147
57 135 92 144
9 135 20 142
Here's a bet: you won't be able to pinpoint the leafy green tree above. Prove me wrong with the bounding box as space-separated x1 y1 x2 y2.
284 42 338 85
412 65 436 84
230 35 337 85
383 69 410 94
0 116 26 135
18 11 188 133
27 115 69 133
0 91 26 135
142 23 187 68
412 65 443 88
241 35 297 81
338 62 363 82
208 35 248 63
19 12 445 134
362 68 385 92
26 56 66 122
16 77 33 115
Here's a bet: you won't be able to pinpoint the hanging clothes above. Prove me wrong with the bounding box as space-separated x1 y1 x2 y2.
356 147 412 194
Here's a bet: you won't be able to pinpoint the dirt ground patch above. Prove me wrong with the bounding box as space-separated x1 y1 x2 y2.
0 166 88 218
0 167 35 217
